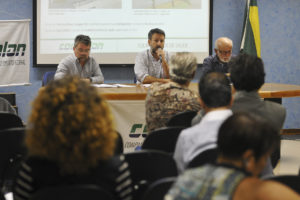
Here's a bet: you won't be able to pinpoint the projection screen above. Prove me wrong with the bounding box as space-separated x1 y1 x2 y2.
34 0 211 66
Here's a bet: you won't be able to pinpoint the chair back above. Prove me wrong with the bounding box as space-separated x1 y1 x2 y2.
31 184 114 200
0 191 4 200
167 111 197 128
264 175 300 194
0 113 23 130
142 127 185 154
134 76 137 83
114 131 124 155
42 71 56 86
0 127 26 189
125 150 178 199
187 148 218 169
142 177 176 200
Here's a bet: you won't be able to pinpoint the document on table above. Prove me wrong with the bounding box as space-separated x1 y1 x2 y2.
93 84 136 88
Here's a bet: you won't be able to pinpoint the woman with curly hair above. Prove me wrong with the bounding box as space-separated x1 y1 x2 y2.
13 76 132 200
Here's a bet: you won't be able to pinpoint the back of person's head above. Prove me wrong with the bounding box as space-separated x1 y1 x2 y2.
199 72 231 108
169 52 197 85
148 28 165 40
26 76 117 174
229 53 265 92
74 34 91 47
217 112 280 161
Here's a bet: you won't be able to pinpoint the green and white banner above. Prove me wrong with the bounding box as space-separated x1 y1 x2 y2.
108 100 147 152
0 19 30 87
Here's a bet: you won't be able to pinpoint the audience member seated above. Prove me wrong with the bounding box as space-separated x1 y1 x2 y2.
13 76 132 200
0 97 16 114
229 53 286 133
165 113 300 200
229 53 286 171
173 72 232 173
145 52 201 132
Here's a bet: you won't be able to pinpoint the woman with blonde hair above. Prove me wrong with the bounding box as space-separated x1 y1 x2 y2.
13 76 132 200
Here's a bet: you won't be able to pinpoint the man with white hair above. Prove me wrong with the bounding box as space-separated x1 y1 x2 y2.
202 37 233 76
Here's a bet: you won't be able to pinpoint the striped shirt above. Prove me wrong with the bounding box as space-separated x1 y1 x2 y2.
13 155 133 200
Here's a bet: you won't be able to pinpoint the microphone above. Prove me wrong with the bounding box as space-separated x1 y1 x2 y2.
157 48 162 62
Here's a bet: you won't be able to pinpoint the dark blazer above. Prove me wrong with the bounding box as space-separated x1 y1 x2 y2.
201 55 229 76
231 91 286 132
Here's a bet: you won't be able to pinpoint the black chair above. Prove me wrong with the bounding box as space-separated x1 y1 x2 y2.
0 190 5 200
124 150 178 200
187 148 218 169
31 184 114 200
167 111 197 128
142 127 185 154
114 131 124 155
0 113 24 130
42 71 56 86
142 177 176 200
264 175 300 194
0 127 26 191
0 97 16 114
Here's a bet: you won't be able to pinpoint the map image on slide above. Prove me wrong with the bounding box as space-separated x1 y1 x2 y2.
49 0 121 9
132 0 201 9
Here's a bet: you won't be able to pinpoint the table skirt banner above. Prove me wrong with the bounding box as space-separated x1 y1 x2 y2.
107 100 147 152
0 19 31 87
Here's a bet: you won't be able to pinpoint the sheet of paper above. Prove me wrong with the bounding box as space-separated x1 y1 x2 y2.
92 84 118 88
114 84 136 88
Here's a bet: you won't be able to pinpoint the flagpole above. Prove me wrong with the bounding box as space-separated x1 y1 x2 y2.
240 0 250 51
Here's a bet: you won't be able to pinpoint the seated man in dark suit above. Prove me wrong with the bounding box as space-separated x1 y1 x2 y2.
229 53 286 172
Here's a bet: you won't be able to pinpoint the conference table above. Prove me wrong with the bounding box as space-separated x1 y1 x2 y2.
96 83 300 152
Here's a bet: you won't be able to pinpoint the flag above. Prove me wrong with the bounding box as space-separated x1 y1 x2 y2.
240 0 261 57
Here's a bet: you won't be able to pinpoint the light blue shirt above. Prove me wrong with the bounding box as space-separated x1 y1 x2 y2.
174 109 232 173
134 49 170 83
54 53 104 83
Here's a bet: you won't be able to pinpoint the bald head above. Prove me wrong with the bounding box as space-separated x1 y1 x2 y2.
215 37 233 50
214 37 233 63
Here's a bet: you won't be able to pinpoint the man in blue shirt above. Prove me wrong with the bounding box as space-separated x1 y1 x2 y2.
55 34 104 83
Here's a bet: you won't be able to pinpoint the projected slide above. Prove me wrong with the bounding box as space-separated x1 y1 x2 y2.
48 0 122 9
36 0 210 65
132 0 201 9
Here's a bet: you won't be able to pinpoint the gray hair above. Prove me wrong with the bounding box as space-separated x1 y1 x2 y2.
169 52 197 84
74 34 91 47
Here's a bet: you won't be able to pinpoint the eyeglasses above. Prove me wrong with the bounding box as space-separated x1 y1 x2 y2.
217 49 232 55
76 48 90 53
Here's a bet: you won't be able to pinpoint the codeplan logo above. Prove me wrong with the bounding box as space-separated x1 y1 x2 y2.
124 124 147 149
0 42 26 57
129 124 147 138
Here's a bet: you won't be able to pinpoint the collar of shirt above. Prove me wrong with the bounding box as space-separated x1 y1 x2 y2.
202 109 232 122
234 90 261 100
72 53 90 65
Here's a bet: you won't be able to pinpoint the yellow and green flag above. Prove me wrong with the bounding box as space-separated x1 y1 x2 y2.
240 0 261 57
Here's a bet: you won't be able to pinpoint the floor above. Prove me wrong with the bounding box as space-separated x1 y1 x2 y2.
274 139 300 175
